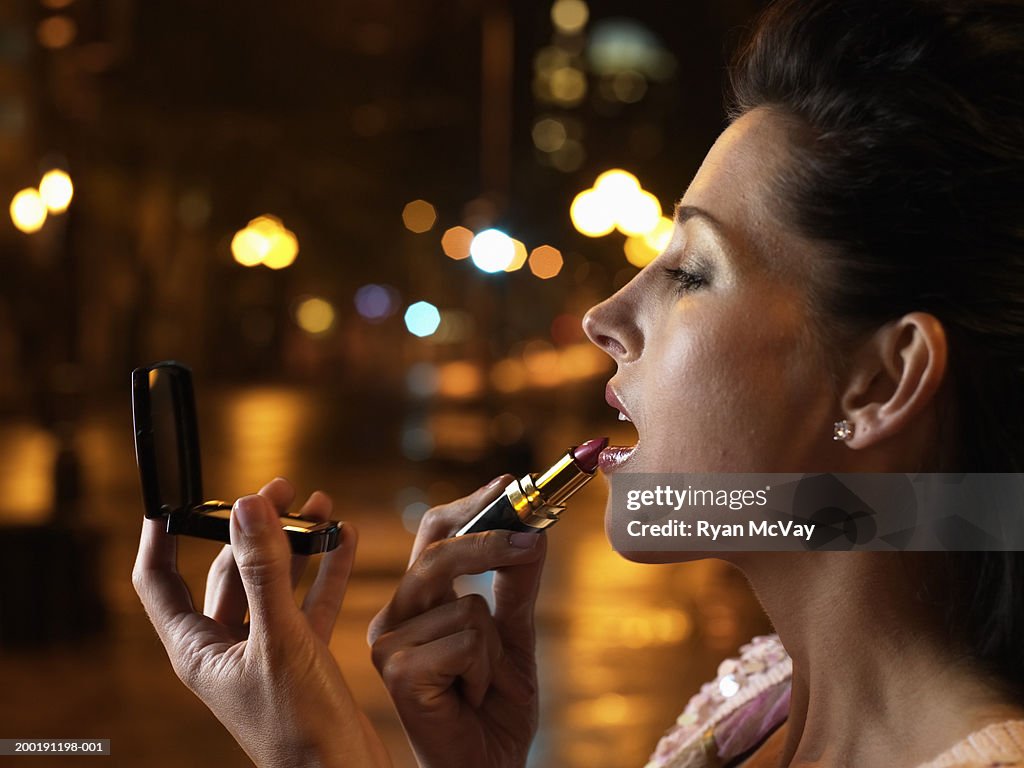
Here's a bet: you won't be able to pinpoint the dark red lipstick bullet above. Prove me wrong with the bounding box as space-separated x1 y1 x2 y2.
455 437 608 537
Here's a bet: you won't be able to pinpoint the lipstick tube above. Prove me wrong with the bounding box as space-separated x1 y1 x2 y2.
455 438 606 536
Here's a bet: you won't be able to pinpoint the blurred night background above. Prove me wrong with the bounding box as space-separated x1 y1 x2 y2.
0 1 773 766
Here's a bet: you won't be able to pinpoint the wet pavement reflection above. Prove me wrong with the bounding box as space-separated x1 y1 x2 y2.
0 385 770 767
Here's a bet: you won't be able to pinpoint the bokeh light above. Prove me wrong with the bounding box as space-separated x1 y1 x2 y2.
551 0 589 34
402 199 437 233
9 189 47 234
616 189 662 236
406 362 439 398
504 239 529 272
401 500 431 533
231 228 268 266
469 228 515 273
645 216 675 251
437 361 483 399
38 170 73 213
231 215 298 269
624 215 675 267
549 66 587 106
490 358 528 394
528 245 564 279
570 188 616 237
571 170 665 243
594 169 641 199
441 225 473 260
294 297 335 335
404 301 441 337
623 235 656 268
400 424 434 461
36 16 76 49
534 45 572 77
354 283 398 321
611 70 648 103
523 339 564 387
262 230 299 270
588 19 677 80
549 139 585 172
532 117 567 153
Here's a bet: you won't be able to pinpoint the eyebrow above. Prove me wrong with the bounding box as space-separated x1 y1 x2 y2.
673 201 726 234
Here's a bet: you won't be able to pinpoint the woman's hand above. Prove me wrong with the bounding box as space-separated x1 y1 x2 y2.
368 477 548 768
133 478 390 768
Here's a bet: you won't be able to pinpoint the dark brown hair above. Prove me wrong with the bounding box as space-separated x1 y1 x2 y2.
730 0 1024 700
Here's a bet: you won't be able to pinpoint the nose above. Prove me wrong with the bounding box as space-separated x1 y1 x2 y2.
583 286 643 364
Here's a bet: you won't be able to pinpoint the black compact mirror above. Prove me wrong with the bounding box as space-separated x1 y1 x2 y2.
132 361 340 554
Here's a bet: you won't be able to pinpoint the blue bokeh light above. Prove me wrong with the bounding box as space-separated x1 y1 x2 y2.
404 300 441 337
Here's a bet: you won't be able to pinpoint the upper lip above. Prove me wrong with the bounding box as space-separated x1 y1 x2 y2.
605 382 633 423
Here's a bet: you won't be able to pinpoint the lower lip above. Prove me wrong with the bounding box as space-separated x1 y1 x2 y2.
598 444 637 474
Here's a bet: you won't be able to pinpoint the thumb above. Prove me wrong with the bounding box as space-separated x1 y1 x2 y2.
230 494 300 644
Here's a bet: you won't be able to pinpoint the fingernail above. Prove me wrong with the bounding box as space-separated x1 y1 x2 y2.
234 496 267 536
509 532 539 549
479 475 505 492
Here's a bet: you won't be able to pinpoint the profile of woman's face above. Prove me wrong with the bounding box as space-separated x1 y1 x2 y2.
584 109 855 496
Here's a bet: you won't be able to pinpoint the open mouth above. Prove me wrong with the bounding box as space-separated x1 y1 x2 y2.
601 382 638 473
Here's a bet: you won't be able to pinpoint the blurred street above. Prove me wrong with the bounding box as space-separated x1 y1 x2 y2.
0 383 770 768
0 0 774 764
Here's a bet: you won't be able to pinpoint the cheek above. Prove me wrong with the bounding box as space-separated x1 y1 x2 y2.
639 294 832 471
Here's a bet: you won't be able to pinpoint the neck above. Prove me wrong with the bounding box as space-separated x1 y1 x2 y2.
731 552 1021 767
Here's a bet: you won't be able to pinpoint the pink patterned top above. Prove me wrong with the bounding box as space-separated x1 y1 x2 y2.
644 634 1024 768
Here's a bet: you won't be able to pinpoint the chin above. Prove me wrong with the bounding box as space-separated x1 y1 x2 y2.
603 503 711 564
615 549 709 564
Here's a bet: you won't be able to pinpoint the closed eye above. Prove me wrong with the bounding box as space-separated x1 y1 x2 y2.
663 266 707 291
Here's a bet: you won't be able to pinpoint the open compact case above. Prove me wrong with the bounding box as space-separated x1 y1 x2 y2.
131 361 340 555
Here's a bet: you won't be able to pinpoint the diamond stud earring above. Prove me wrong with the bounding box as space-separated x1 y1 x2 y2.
833 419 855 441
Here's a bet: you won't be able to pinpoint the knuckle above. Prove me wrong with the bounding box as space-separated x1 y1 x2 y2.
369 633 393 672
130 566 145 596
366 605 395 647
457 593 490 624
470 530 500 557
419 505 444 526
459 626 481 651
418 505 454 536
380 649 414 691
366 612 384 647
414 539 446 573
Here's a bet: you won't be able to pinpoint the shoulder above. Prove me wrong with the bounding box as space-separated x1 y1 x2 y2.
916 721 1024 768
645 635 792 768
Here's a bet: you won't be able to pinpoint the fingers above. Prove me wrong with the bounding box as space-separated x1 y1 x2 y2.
302 521 358 641
375 595 504 712
368 528 543 644
254 477 310 590
229 494 302 648
132 516 196 644
492 533 548 655
408 476 512 567
203 482 332 627
288 489 333 588
203 544 246 627
259 476 296 515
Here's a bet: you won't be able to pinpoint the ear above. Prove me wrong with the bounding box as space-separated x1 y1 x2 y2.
838 312 948 449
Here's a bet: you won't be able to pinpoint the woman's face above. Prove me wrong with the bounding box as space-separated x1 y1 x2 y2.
584 108 853 482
